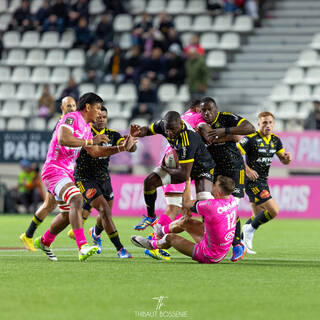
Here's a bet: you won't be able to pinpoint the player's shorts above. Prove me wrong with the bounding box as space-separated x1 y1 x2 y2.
190 166 215 183
245 179 272 205
75 178 114 205
162 183 185 195
192 240 227 264
214 168 245 198
41 166 75 199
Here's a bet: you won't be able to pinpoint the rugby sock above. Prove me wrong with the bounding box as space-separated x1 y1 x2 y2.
94 224 104 236
163 224 170 235
151 240 158 249
251 210 273 229
107 231 123 251
144 189 157 218
73 228 87 250
156 234 168 248
26 215 43 238
232 216 241 246
158 214 172 227
41 229 57 247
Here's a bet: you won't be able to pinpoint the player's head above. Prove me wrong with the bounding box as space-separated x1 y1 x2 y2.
163 111 182 139
212 175 235 198
186 99 201 113
78 92 103 122
93 106 108 131
258 111 274 136
61 96 76 116
200 97 218 123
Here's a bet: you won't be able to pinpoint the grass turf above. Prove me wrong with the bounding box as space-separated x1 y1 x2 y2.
1 215 320 320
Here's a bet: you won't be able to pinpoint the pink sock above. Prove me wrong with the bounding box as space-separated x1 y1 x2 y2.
73 228 87 250
163 224 170 234
41 230 57 247
158 214 173 227
151 240 158 249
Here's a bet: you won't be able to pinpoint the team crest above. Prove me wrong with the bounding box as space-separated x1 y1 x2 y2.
260 190 270 199
65 117 74 125
86 188 97 199
271 142 275 148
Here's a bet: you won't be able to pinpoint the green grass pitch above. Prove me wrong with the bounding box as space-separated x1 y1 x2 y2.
1 215 320 320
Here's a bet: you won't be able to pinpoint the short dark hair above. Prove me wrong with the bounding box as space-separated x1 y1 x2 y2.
101 105 108 113
187 99 201 110
258 111 274 119
77 92 103 111
216 175 235 195
164 111 181 123
201 97 216 105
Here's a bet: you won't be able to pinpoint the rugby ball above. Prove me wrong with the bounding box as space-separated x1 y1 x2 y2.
164 148 179 168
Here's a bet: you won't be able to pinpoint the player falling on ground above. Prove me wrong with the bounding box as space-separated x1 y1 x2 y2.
198 97 256 261
34 92 136 262
69 106 137 258
20 96 77 251
132 111 216 232
131 176 237 264
238 111 291 251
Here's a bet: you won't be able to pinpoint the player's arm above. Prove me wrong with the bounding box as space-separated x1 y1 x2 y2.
197 123 241 144
132 121 162 137
182 178 197 209
58 126 108 147
161 161 193 183
277 150 292 165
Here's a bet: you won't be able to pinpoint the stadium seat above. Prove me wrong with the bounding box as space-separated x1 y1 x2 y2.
20 31 40 48
146 0 166 14
167 0 185 14
192 15 213 32
297 50 318 67
0 83 15 100
277 101 298 119
3 31 20 48
270 84 291 102
59 30 75 49
89 0 105 15
291 84 312 102
40 31 60 49
20 102 33 118
174 15 193 32
8 0 20 13
35 84 56 98
233 15 254 33
119 32 132 50
47 117 60 131
0 66 11 82
113 14 133 32
121 103 132 119
0 118 6 130
31 0 42 14
187 0 206 14
0 1 8 13
158 84 178 103
107 102 122 118
0 13 11 31
283 67 304 85
45 49 65 66
0 100 21 117
311 32 320 50
7 118 26 131
130 0 146 14
72 68 84 83
97 84 116 101
31 67 51 84
177 84 190 102
181 32 193 47
164 102 185 114
212 15 233 32
65 49 85 67
219 33 240 50
11 66 30 83
286 120 303 132
200 32 219 50
109 118 128 131
55 83 66 99
206 51 227 68
274 119 284 132
6 49 25 65
29 118 46 131
115 84 137 102
130 117 149 127
305 67 320 85
79 83 96 97
50 67 70 84
16 84 36 100
26 49 45 66
298 101 313 119
312 85 320 100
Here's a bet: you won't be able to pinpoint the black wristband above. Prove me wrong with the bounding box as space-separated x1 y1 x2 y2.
225 127 230 134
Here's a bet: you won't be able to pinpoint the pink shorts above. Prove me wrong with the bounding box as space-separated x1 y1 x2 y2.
192 241 227 264
41 165 75 197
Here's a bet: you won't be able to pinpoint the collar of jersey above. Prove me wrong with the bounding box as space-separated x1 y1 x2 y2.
257 130 272 144
210 112 220 125
90 123 106 135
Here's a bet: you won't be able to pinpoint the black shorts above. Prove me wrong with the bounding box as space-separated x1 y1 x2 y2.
214 168 245 198
245 179 272 205
191 167 215 183
75 178 114 207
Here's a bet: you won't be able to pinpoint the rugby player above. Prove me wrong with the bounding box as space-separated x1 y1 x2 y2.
20 96 77 251
131 176 237 264
238 111 291 251
198 97 256 261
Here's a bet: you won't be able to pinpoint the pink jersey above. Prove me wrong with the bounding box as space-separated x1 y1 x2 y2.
181 109 205 129
194 195 237 262
42 111 93 175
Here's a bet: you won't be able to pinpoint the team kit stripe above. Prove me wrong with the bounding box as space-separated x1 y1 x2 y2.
150 123 156 135
179 159 194 164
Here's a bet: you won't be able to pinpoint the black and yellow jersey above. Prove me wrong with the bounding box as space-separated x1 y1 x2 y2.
150 120 215 179
74 124 124 181
206 112 245 171
237 130 284 181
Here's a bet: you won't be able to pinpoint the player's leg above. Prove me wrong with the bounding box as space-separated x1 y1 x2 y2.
67 204 90 240
134 171 163 230
20 191 57 251
159 234 195 257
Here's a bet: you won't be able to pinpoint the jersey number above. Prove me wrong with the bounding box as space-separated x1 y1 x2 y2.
226 210 237 230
